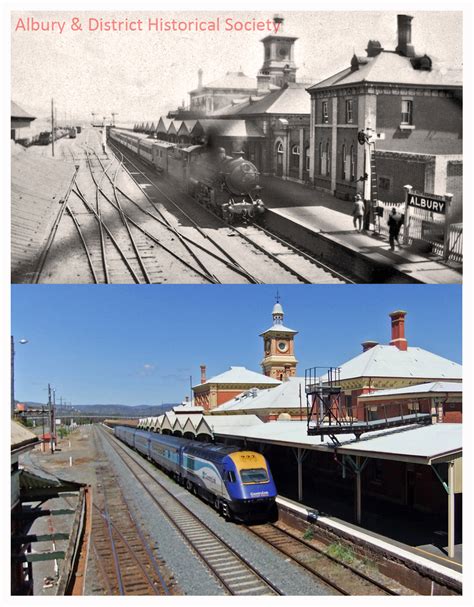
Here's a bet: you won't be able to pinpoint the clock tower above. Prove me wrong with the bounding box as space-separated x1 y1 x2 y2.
260 15 298 87
260 297 298 380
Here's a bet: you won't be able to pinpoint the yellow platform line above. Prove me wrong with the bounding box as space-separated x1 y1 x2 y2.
413 545 462 568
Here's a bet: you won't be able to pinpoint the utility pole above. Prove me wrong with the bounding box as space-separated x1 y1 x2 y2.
111 112 118 127
11 336 15 417
51 98 55 157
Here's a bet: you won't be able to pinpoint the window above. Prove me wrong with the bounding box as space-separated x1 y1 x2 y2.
350 145 355 181
345 99 353 123
240 468 269 484
226 470 236 483
276 141 284 154
305 146 310 171
291 144 300 169
325 141 331 176
322 100 329 124
401 99 413 125
341 144 346 180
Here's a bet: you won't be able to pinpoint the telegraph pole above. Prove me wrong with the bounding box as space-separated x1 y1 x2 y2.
51 98 55 157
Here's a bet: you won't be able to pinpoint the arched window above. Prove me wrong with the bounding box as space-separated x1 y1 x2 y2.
276 141 284 154
291 145 300 169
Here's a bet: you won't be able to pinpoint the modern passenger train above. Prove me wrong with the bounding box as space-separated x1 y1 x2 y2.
114 425 277 521
108 128 265 223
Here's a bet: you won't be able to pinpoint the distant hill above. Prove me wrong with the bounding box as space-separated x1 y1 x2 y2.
21 401 178 418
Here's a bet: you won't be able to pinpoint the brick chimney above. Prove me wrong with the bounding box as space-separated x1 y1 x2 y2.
257 71 271 95
361 340 379 352
389 310 408 351
197 68 203 90
200 364 206 384
396 15 415 58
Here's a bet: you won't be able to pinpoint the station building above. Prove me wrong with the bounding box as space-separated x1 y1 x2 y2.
11 100 36 142
192 365 280 412
306 14 463 218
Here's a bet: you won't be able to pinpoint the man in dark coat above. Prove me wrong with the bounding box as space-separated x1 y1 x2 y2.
387 207 403 250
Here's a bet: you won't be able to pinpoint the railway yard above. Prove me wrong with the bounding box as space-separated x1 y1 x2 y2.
21 424 424 596
12 128 350 285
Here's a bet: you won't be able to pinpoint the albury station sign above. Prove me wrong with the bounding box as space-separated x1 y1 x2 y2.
408 193 447 214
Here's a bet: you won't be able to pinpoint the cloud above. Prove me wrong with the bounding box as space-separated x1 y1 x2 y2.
137 363 156 377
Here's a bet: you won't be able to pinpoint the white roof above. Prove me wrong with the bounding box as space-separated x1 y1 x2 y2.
212 377 306 413
199 366 281 386
360 382 462 400
196 414 264 436
336 345 462 381
211 420 461 464
260 323 297 335
173 404 204 413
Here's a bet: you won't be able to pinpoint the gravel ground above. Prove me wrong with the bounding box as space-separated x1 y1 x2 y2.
96 427 224 595
100 427 337 596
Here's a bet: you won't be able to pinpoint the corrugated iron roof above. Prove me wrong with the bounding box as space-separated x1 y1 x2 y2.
211 419 461 464
212 377 305 413
198 119 265 139
11 421 39 450
334 345 462 381
211 84 310 117
360 381 462 399
199 366 281 386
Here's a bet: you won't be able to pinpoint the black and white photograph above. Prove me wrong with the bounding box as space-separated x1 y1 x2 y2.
5 1 469 603
11 10 463 284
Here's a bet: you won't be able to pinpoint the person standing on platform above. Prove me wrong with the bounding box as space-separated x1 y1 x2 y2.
387 207 404 251
352 194 365 232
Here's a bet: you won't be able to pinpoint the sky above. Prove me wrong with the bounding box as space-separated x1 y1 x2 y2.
11 9 463 124
11 284 462 407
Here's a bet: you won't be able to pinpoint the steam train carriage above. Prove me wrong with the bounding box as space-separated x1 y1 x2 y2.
114 426 277 521
108 128 265 223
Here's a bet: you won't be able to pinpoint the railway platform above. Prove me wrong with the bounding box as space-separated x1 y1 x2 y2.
276 495 462 593
260 175 462 284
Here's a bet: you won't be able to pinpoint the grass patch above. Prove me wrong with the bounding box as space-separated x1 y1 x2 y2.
326 542 355 564
303 525 315 541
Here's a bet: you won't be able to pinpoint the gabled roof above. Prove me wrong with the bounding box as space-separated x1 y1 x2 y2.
190 71 279 93
198 119 265 139
212 376 305 413
336 345 462 381
211 83 310 117
11 101 36 120
156 117 173 133
197 366 281 387
359 381 462 400
11 421 40 451
308 51 462 91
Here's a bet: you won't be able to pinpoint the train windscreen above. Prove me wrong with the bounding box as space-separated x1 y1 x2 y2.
240 468 269 484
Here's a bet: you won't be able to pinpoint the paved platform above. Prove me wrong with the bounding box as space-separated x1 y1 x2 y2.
277 495 462 584
260 175 462 284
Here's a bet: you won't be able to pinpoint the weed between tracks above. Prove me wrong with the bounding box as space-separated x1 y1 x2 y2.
326 542 355 564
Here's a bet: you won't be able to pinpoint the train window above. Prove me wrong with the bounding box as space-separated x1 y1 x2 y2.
226 470 236 483
240 468 269 484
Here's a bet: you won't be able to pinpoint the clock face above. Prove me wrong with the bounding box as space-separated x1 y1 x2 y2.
278 46 287 58
277 341 288 353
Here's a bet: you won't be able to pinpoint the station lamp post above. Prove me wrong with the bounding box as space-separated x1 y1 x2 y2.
11 336 29 417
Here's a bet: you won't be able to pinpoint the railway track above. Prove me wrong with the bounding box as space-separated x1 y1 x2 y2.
245 523 401 596
91 432 175 595
98 427 284 596
107 137 352 284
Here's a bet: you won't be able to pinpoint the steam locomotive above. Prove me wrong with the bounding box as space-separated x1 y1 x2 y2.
109 128 265 223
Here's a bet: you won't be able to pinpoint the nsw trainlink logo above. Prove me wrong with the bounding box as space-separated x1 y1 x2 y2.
249 491 269 498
